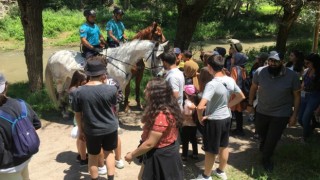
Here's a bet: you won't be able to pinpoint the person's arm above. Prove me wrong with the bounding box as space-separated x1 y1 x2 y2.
99 34 106 45
75 112 85 141
246 82 258 113
81 37 94 50
125 130 162 163
288 90 301 127
108 30 120 44
228 91 245 108
197 98 208 125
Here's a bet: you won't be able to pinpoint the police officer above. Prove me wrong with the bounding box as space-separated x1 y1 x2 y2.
80 9 106 59
106 8 127 48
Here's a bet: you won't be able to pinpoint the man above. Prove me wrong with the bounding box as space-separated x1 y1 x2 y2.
247 51 300 172
160 52 185 108
106 8 127 48
80 9 106 59
74 59 118 180
194 55 244 180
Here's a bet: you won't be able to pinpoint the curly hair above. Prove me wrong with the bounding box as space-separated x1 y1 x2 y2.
141 78 183 128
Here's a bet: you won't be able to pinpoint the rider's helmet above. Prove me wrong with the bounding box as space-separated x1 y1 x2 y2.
83 9 97 17
113 8 124 15
228 39 243 53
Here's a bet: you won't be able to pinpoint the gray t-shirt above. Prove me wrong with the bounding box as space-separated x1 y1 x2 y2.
165 68 185 108
74 84 118 136
202 76 241 120
253 66 300 117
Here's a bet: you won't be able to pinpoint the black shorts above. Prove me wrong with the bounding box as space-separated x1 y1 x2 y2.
85 130 118 155
203 118 231 154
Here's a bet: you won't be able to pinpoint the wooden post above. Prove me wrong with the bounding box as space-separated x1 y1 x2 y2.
312 4 320 53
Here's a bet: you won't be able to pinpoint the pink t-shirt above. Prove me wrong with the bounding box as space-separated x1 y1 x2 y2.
141 112 178 148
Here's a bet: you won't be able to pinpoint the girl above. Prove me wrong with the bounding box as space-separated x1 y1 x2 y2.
181 84 198 161
125 78 184 180
68 70 88 166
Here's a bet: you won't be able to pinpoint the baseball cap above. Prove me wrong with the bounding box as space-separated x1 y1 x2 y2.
174 47 181 54
268 51 280 61
84 60 107 76
0 73 6 94
184 84 196 96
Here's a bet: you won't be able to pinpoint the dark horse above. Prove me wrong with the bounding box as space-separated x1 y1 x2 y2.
124 22 166 111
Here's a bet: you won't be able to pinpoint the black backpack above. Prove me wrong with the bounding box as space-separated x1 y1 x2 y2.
0 99 40 158
235 66 251 99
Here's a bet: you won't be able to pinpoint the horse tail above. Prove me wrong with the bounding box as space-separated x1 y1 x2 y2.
45 64 59 108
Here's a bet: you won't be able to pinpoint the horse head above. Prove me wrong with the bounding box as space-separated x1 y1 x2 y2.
144 40 168 77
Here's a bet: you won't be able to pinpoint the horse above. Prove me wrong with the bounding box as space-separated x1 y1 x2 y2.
124 22 166 111
45 40 167 110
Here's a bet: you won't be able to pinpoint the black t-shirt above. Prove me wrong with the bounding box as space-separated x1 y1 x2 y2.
74 84 118 136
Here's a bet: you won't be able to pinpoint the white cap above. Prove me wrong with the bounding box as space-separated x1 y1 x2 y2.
0 73 6 94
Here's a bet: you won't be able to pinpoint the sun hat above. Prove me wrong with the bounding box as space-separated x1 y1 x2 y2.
184 84 196 96
0 73 6 94
84 60 107 76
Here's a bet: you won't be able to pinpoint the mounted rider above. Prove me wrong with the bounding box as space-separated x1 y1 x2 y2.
106 8 127 48
80 9 106 59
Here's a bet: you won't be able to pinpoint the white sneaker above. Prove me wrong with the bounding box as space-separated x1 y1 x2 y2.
98 165 107 175
212 169 227 180
191 174 212 180
115 159 124 169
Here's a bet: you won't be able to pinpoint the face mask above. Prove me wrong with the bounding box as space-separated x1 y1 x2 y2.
267 66 282 77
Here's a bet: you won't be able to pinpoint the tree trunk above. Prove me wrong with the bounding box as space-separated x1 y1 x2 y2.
17 0 43 92
226 0 238 19
175 0 210 50
233 0 243 17
275 1 303 53
312 4 320 53
123 0 130 10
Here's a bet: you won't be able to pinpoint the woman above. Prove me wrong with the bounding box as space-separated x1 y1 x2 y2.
298 53 320 142
286 50 305 79
184 60 200 92
125 78 184 180
0 73 41 180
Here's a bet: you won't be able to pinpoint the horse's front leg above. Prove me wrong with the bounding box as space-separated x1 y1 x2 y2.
57 79 69 119
135 60 145 109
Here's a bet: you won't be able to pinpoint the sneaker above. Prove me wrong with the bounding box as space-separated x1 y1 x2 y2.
98 165 107 175
115 159 124 169
212 169 227 180
79 158 88 167
191 174 212 180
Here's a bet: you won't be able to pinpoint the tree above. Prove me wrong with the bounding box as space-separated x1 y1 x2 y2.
175 0 211 50
275 0 304 53
17 0 43 92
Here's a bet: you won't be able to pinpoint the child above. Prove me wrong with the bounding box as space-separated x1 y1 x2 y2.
181 84 198 161
68 70 88 166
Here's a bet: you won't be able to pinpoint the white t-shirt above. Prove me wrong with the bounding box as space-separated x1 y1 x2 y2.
165 68 185 108
202 76 241 120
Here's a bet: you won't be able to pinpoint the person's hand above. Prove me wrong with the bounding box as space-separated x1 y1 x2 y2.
93 47 103 53
199 116 208 126
125 152 133 164
246 106 254 114
288 115 297 127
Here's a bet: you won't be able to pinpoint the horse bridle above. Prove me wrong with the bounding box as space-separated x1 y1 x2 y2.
104 43 163 77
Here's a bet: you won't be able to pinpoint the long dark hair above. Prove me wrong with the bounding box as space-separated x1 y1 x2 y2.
68 70 88 90
141 78 183 128
286 50 304 73
305 53 320 88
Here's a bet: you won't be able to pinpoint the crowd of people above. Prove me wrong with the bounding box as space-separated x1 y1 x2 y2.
1 7 320 180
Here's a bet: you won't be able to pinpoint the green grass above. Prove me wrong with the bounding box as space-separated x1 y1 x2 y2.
6 82 56 117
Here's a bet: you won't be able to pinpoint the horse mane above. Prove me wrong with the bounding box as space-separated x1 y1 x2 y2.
133 22 163 41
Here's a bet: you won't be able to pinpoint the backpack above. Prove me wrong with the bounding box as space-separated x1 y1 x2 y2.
0 99 40 158
235 66 251 99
